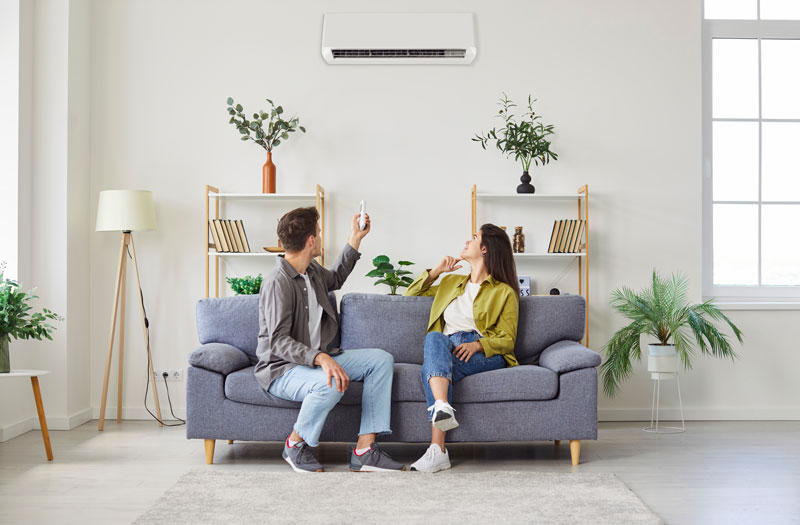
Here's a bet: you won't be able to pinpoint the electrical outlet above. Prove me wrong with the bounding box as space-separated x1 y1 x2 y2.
154 368 184 382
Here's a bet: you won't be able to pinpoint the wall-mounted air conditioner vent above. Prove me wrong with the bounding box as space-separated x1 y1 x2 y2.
322 13 476 65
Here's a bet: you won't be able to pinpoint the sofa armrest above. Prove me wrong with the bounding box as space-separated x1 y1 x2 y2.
539 340 601 374
188 343 250 375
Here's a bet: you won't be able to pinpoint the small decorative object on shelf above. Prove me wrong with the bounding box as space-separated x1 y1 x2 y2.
472 93 558 194
365 255 415 295
513 226 525 253
226 274 264 295
549 288 561 295
0 261 62 373
226 97 306 193
518 276 531 297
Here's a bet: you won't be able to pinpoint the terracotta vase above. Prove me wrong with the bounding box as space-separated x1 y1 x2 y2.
262 152 276 193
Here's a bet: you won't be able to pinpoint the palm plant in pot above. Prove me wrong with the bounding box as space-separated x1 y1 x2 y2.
473 93 558 193
0 262 62 373
600 269 743 397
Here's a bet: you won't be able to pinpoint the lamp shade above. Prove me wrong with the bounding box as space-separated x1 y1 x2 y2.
95 190 157 232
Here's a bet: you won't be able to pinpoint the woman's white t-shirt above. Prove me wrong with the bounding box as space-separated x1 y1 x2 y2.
443 280 483 336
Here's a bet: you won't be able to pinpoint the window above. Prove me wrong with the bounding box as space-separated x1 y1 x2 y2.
703 1 800 301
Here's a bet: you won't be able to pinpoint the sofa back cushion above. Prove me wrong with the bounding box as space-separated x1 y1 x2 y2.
339 294 433 364
196 292 339 365
338 293 585 365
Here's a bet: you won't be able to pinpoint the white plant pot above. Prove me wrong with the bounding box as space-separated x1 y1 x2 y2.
647 344 678 373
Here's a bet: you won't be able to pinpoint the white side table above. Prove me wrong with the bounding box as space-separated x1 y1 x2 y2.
0 370 53 460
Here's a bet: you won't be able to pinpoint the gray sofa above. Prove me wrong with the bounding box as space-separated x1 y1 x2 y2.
187 292 601 465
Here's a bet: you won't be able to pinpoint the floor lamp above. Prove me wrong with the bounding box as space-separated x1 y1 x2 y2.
95 190 162 430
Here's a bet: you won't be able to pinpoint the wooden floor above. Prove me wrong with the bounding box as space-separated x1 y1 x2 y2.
1 420 798 524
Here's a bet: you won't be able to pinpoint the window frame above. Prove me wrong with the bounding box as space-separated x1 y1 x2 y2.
702 12 800 301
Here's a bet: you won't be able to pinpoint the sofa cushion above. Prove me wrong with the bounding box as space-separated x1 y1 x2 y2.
339 294 432 364
196 292 340 366
224 363 557 408
188 343 251 375
514 295 585 365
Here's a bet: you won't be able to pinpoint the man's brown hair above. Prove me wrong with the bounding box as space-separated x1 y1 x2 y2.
277 206 319 252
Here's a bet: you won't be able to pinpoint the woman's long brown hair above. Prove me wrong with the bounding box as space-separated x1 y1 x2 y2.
479 223 519 298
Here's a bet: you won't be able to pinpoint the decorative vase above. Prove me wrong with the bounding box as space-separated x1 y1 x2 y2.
0 335 9 373
262 152 276 194
513 226 525 253
516 170 535 194
647 344 678 375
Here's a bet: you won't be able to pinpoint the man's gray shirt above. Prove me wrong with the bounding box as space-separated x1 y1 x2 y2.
254 243 361 391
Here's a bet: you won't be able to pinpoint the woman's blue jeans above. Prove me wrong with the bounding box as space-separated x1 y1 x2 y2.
421 330 506 421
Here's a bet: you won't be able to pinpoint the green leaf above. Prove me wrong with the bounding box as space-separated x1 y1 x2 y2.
372 255 390 266
377 263 394 272
226 97 234 105
276 106 283 114
299 126 306 133
235 103 243 112
397 260 414 266
365 269 384 278
240 136 250 141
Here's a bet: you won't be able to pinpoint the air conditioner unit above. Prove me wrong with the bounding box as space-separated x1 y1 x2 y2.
321 13 476 65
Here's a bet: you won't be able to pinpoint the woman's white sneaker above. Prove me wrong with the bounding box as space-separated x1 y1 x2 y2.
430 400 459 431
410 444 451 473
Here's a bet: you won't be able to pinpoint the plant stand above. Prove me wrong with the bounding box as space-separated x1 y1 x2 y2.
643 371 685 434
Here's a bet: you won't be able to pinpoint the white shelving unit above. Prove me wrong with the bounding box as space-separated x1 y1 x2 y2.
205 184 325 298
471 184 589 345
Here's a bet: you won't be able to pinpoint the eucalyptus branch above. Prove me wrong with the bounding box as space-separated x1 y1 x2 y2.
226 97 306 153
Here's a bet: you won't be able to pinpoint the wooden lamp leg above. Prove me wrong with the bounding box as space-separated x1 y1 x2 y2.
31 377 53 461
128 234 163 426
570 440 581 465
98 233 128 431
117 246 127 424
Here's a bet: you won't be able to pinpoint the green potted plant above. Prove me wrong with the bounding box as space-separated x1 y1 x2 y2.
226 97 306 194
600 269 743 397
365 256 415 295
473 93 558 194
226 274 263 295
0 262 62 373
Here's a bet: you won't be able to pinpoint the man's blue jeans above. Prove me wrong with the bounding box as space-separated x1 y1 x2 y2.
267 348 394 447
421 330 506 420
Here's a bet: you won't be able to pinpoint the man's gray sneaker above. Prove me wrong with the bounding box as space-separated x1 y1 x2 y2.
349 443 406 472
282 439 324 473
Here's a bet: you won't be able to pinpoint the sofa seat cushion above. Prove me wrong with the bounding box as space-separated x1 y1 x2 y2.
225 366 365 408
225 364 558 408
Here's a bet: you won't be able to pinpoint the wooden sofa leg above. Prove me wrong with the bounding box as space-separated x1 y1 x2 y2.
205 439 216 464
228 440 234 444
554 440 561 446
569 440 581 465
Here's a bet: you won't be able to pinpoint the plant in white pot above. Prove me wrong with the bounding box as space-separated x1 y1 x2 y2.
0 262 62 373
600 269 743 397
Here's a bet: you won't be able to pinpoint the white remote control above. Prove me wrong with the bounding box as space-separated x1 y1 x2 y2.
358 200 367 230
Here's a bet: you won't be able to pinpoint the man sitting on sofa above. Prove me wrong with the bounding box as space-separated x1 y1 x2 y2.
254 206 405 473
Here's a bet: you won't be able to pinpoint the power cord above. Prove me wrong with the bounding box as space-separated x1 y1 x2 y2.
127 245 185 427
543 256 579 294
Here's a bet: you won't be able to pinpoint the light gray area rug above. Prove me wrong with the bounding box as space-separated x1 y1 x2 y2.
135 470 662 524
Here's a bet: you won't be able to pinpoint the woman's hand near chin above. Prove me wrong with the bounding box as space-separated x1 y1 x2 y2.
430 256 463 279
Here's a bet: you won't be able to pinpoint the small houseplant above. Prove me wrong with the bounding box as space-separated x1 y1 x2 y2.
365 256 414 295
0 262 62 373
226 274 263 295
473 93 558 194
600 269 743 397
226 97 306 193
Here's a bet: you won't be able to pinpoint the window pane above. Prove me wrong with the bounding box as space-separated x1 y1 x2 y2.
762 122 800 201
713 39 759 118
761 0 800 20
762 40 800 119
705 0 757 19
714 204 759 285
762 205 800 285
713 121 759 201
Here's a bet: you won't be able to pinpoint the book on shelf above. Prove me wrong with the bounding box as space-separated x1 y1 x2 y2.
547 219 586 254
227 220 243 252
208 220 223 252
235 220 251 252
211 220 229 252
226 220 242 252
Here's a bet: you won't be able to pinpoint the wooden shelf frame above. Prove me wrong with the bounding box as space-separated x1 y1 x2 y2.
471 184 589 346
205 184 325 298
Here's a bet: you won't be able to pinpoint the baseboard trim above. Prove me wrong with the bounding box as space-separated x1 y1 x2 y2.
91 407 187 421
1 407 94 442
599 407 800 421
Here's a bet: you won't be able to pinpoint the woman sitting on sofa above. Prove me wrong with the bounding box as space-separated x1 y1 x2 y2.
403 223 520 473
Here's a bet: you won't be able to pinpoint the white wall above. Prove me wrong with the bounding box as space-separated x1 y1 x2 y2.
4 0 797 438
